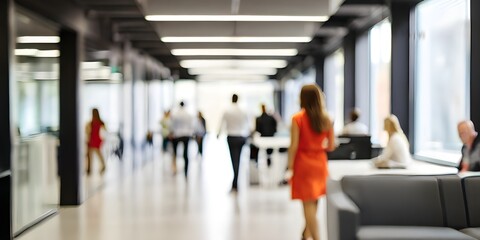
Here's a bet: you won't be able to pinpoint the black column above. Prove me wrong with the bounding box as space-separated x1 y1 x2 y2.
59 29 83 205
389 1 419 144
314 55 325 90
0 0 13 238
0 0 12 172
343 33 356 122
471 0 480 129
0 172 11 240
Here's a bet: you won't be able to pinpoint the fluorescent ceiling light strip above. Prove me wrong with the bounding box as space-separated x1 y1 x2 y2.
180 59 288 68
146 15 328 22
197 74 268 81
17 36 60 43
188 68 277 75
15 49 39 56
35 50 60 58
161 36 312 43
171 48 297 56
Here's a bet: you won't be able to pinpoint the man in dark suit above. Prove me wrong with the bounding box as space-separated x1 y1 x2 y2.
252 104 277 166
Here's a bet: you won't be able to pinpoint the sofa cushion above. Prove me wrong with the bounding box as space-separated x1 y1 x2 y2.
437 175 468 229
342 175 444 226
357 226 476 240
461 228 480 239
463 176 480 227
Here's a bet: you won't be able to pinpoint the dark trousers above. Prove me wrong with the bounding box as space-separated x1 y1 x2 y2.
162 137 169 151
172 136 190 177
196 135 204 155
227 136 246 189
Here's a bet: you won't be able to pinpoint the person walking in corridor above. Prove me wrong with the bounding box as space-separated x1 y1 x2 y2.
218 94 250 192
286 84 335 240
170 101 195 177
86 108 107 175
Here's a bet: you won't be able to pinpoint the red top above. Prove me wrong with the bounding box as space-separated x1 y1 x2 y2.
291 110 332 201
88 120 103 148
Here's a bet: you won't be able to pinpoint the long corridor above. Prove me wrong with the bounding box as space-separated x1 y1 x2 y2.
15 136 318 240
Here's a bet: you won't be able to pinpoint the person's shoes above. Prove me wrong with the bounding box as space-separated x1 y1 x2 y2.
279 179 289 186
267 158 272 167
230 187 238 193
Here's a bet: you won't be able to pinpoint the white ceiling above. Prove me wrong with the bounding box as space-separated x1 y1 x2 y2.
138 0 342 79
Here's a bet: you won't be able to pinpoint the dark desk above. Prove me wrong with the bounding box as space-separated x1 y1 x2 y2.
0 170 12 240
328 135 373 160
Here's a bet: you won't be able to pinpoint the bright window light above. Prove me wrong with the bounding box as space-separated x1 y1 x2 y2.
179 59 288 68
161 36 312 43
15 48 39 56
35 50 60 58
171 48 297 56
197 74 269 81
17 36 60 43
188 68 277 75
146 15 328 22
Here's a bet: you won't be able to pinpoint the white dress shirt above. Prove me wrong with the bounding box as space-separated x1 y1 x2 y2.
373 132 412 168
219 104 250 137
342 121 369 135
170 108 195 138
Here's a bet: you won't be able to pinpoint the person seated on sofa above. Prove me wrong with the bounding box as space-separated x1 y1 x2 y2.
457 120 480 172
342 108 368 135
372 115 411 168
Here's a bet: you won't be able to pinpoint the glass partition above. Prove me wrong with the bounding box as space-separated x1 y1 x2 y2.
413 0 470 165
324 49 345 134
11 7 60 233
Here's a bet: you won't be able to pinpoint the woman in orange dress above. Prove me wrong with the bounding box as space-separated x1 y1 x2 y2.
287 84 335 240
86 108 107 175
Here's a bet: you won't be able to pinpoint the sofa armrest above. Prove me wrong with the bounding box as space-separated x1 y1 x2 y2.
327 179 360 240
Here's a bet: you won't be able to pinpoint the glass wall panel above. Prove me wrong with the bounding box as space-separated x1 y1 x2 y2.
369 19 391 145
282 67 316 124
11 8 60 233
81 47 122 197
414 0 470 164
324 49 345 134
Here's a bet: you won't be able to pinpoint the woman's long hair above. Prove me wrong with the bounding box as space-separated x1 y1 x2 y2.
384 114 409 147
92 108 104 125
300 84 330 133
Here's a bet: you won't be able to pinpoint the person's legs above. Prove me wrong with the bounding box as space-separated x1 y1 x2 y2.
181 137 189 177
162 137 168 152
171 138 179 174
302 200 319 240
197 136 204 155
227 136 246 190
93 148 106 173
86 147 92 174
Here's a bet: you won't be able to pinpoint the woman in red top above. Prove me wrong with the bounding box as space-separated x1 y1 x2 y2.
287 84 335 240
86 108 107 175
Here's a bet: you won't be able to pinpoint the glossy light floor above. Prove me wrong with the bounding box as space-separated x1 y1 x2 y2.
15 136 323 240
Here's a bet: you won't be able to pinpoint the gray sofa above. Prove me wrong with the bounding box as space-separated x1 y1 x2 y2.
327 174 480 240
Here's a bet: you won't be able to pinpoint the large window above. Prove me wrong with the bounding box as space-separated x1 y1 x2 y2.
414 0 470 165
369 19 391 145
12 7 60 233
324 49 344 134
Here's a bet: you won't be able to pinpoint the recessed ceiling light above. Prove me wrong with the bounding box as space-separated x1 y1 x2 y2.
197 74 269 81
188 68 277 75
17 36 60 43
179 60 288 68
161 36 312 43
171 48 297 56
15 49 39 56
146 15 328 22
35 50 60 58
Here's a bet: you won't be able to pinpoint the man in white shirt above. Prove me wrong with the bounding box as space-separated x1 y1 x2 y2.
342 108 368 135
218 94 250 192
170 101 195 177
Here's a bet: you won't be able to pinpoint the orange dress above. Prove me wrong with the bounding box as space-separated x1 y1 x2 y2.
291 110 331 201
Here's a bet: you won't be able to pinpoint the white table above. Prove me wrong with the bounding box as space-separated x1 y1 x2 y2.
251 135 290 187
327 159 459 180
